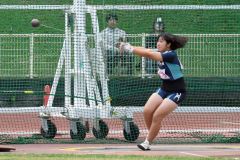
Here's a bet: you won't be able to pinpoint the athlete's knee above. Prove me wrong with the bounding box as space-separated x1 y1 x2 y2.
152 112 165 123
143 106 153 116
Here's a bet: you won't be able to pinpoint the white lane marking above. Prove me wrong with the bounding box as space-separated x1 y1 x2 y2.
221 121 240 125
180 152 209 158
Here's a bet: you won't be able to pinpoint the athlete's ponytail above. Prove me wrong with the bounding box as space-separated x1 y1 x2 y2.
158 33 188 50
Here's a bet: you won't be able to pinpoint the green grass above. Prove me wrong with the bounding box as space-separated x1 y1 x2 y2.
87 0 240 5
0 154 233 160
0 10 65 34
1 0 239 5
0 1 239 34
0 0 72 5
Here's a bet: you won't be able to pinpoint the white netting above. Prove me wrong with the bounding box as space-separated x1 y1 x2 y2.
0 1 239 143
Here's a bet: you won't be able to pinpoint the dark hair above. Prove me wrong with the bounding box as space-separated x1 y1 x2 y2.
158 33 188 50
106 13 118 22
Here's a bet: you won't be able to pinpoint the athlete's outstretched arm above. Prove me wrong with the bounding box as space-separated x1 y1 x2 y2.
119 42 163 62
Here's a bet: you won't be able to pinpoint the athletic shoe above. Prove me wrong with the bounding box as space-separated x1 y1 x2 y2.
137 140 151 151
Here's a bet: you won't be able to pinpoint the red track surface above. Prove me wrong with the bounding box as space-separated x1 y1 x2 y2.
0 111 239 139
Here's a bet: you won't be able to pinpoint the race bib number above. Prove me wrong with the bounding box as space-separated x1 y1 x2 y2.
158 69 170 80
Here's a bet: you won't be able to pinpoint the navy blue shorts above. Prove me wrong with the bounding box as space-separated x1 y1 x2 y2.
156 88 186 105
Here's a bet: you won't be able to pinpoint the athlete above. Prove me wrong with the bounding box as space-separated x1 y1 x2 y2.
118 33 188 151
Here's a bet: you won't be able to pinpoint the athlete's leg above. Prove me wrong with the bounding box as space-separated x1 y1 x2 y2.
147 98 178 143
137 98 174 151
143 93 163 130
138 92 186 151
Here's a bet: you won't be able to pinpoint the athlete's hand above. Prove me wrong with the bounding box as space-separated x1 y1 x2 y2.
118 42 134 54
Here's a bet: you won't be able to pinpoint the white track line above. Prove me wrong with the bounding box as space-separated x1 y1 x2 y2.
221 121 240 125
180 152 209 158
1 128 240 135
